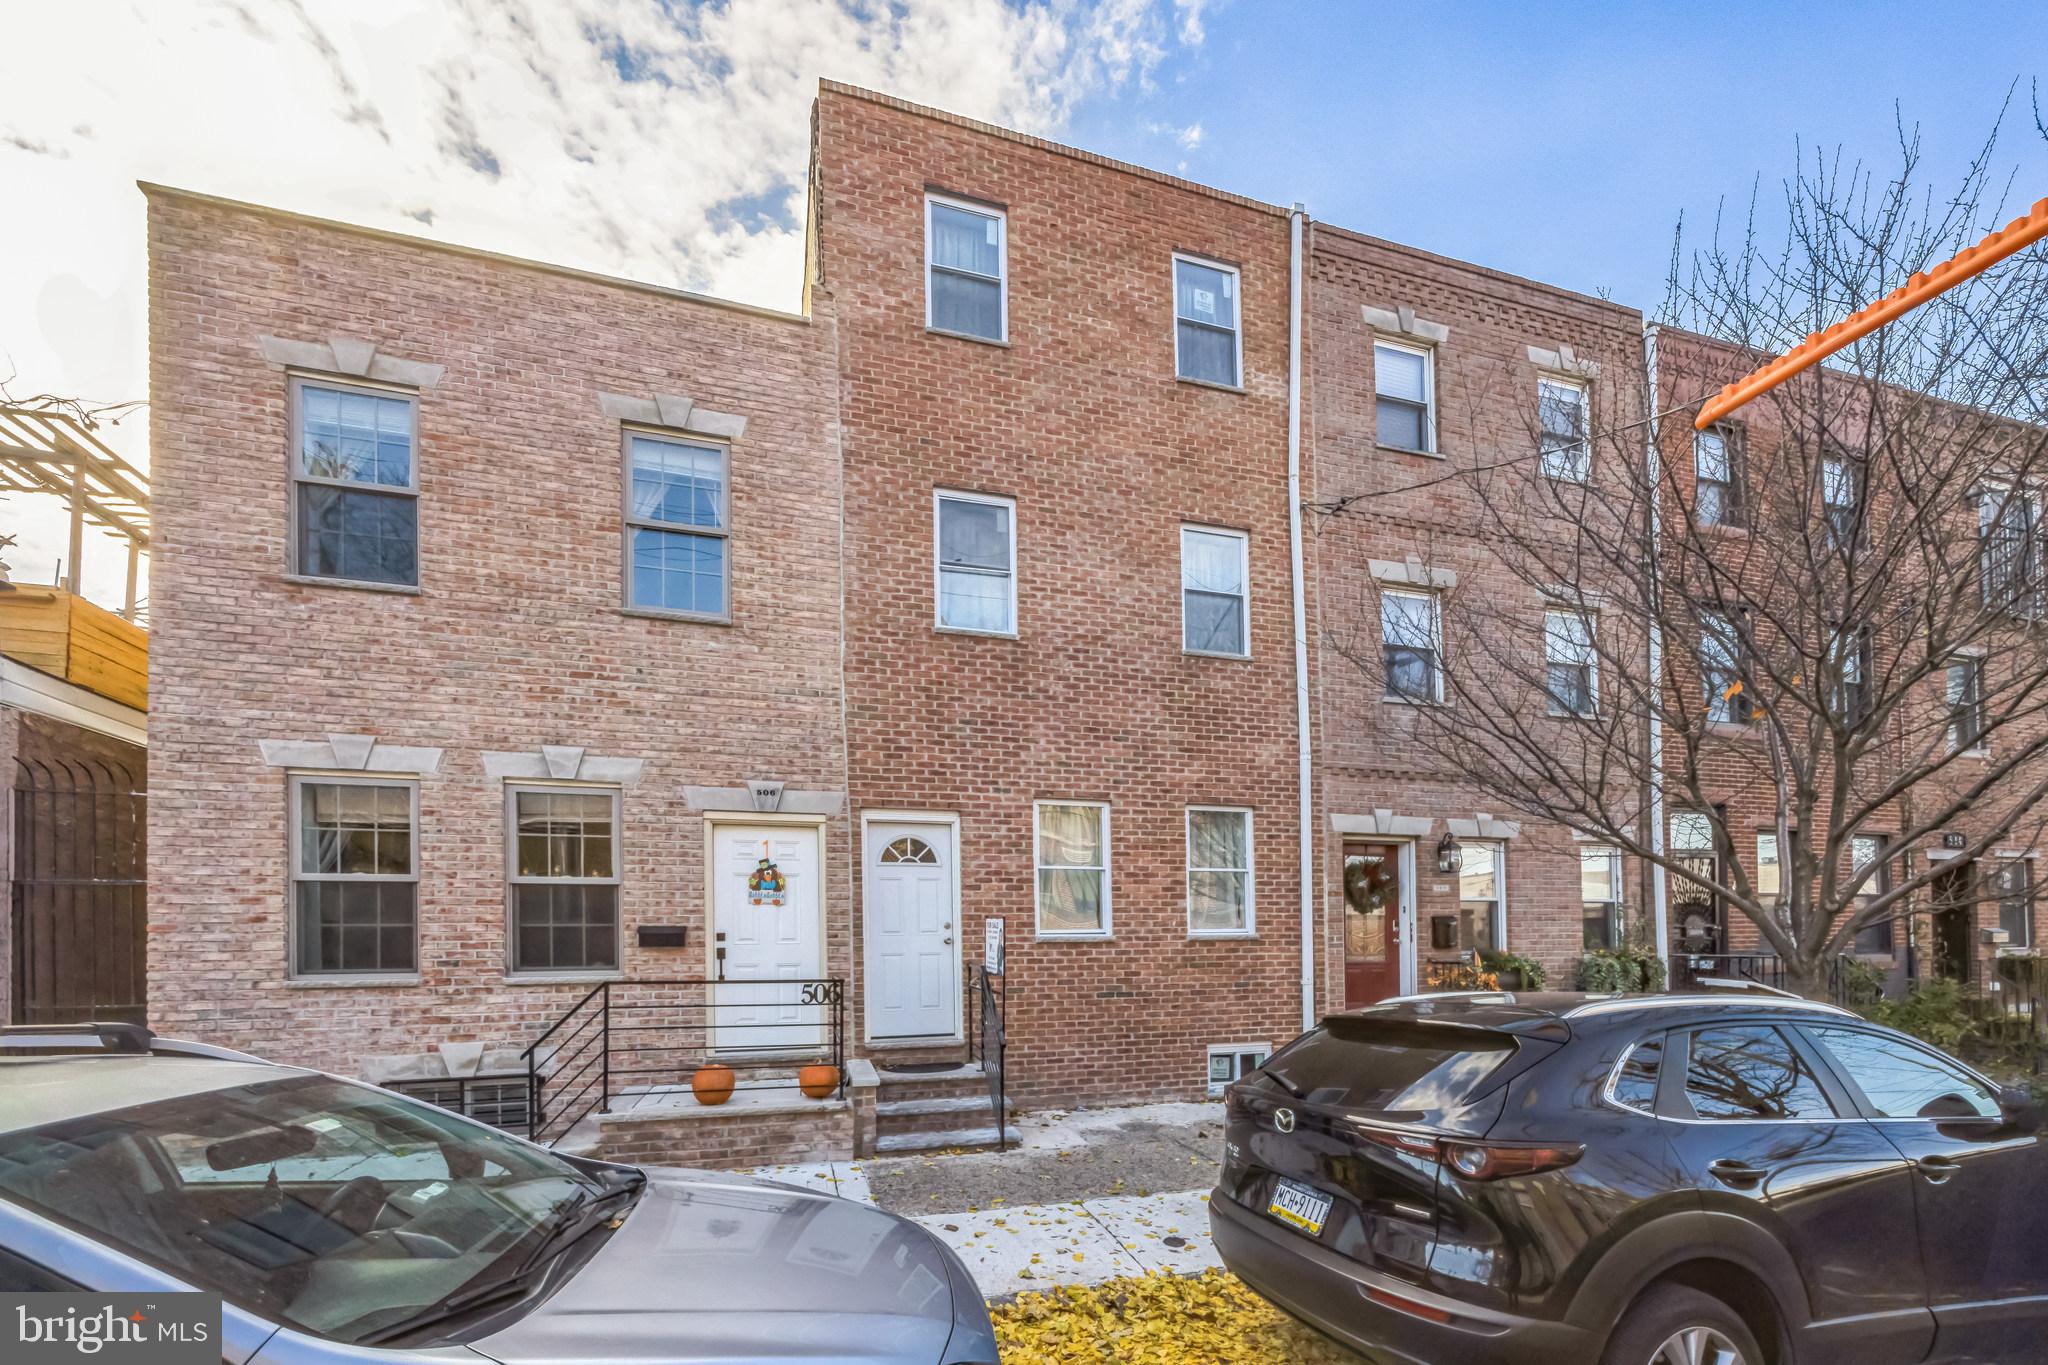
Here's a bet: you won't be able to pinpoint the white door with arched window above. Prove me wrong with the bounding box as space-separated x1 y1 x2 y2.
864 818 960 1041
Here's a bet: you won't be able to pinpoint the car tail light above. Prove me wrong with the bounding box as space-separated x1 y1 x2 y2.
1350 1124 1443 1160
1441 1140 1585 1181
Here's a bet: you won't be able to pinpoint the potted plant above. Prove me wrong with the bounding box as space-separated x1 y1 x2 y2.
1480 950 1547 992
798 1064 840 1099
691 1062 736 1106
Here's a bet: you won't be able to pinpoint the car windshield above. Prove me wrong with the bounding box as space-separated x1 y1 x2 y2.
0 1072 614 1344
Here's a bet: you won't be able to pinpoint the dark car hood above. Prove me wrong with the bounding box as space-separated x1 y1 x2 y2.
468 1167 958 1365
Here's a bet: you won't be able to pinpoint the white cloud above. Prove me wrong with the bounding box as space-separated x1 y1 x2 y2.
0 0 1197 608
1177 121 1204 150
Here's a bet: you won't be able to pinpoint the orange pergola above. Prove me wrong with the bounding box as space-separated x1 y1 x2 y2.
1694 196 2048 430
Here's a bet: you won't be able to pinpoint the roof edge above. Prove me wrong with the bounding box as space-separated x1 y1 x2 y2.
816 79 1290 220
137 182 810 326
1314 220 1643 322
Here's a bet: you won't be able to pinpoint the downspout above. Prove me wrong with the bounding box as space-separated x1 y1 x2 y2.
1642 323 1671 976
1286 203 1316 1031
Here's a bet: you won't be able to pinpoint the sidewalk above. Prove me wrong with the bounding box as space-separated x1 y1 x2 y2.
744 1099 1227 1295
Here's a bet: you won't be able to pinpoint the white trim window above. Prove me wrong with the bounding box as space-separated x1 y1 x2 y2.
1694 425 1744 527
1381 588 1443 702
290 775 418 976
1947 656 1987 753
926 194 1007 343
1979 484 2045 617
1581 845 1623 950
1187 807 1254 936
626 432 729 619
934 490 1017 635
1035 801 1110 937
1173 255 1241 386
507 784 622 973
1822 456 1859 547
1756 832 1782 908
1699 609 1751 723
290 377 419 587
1543 608 1597 716
1537 377 1590 481
1374 340 1435 453
1457 840 1506 953
1182 525 1249 657
1995 859 2034 950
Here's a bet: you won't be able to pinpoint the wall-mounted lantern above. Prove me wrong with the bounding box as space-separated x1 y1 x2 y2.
1436 830 1463 875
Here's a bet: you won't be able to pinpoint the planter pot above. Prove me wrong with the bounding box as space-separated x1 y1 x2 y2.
1495 969 1524 992
691 1063 736 1106
798 1064 840 1100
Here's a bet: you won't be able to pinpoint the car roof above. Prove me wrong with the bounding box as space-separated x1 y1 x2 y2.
0 1055 308 1135
1330 989 1858 1036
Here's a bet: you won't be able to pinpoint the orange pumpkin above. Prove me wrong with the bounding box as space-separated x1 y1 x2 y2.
691 1063 736 1106
798 1064 840 1100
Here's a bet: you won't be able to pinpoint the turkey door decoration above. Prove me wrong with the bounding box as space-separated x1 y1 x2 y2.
747 841 789 907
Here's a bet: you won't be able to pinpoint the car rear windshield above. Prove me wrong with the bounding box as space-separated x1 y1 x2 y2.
1258 1019 1520 1118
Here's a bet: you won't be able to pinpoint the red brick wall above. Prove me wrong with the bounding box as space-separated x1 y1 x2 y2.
1305 225 1652 994
813 85 1315 1104
144 190 850 1077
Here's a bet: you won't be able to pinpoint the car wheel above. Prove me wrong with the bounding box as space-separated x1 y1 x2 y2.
1602 1284 1765 1365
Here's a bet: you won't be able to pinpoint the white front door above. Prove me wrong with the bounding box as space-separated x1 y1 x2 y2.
864 821 959 1040
711 823 824 1052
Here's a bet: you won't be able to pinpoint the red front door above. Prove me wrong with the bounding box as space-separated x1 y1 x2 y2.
1344 841 1403 1007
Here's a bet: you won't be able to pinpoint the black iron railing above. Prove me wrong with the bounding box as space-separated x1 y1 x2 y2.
521 977 846 1147
1670 951 1789 992
972 965 1006 1152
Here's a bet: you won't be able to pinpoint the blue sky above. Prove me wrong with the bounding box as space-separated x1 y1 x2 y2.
2 0 2043 606
1070 0 2048 311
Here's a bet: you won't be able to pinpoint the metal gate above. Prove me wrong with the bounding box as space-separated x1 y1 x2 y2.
9 756 147 1024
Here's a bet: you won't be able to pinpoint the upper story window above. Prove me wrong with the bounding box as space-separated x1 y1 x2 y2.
1182 526 1249 657
1381 588 1442 702
291 775 417 977
626 432 729 620
1978 484 2044 617
1036 801 1110 938
1173 255 1241 386
926 194 1007 343
1374 340 1435 453
507 785 621 974
1699 609 1752 723
1822 456 1860 547
1543 608 1597 716
1947 656 1986 752
1694 424 1744 527
1537 377 1590 481
935 490 1016 635
291 378 418 587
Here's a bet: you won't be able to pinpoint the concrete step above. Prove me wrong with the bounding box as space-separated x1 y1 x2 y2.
874 1122 1024 1155
873 1062 986 1103
874 1093 1011 1138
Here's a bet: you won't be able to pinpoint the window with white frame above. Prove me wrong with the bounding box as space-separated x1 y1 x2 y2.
1544 608 1597 715
1947 656 1986 752
935 491 1017 634
626 432 729 618
1187 807 1253 935
1374 340 1434 453
1756 832 1782 907
1979 485 2044 617
1581 845 1622 950
1694 425 1743 527
1699 609 1751 722
1995 859 2034 950
1207 1043 1271 1095
291 378 419 587
1174 256 1241 385
1851 834 1893 954
1036 802 1109 936
926 195 1006 342
508 785 621 973
1823 456 1859 547
1381 588 1442 701
1182 526 1249 656
1457 840 1506 953
291 776 418 976
1538 377 1590 481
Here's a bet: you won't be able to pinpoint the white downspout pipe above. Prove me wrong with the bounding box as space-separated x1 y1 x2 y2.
1286 203 1316 1031
1642 323 1671 977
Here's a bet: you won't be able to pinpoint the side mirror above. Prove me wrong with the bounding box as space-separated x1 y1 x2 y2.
1999 1086 2042 1134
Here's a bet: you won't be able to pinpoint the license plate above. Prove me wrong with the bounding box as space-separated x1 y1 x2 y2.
1267 1178 1333 1237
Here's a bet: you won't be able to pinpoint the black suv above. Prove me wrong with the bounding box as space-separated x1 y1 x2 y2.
1211 990 2048 1365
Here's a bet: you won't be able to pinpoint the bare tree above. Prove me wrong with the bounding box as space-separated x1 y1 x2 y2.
1324 103 2048 996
